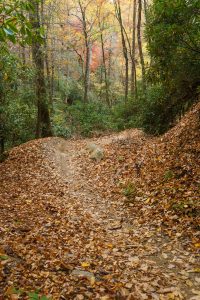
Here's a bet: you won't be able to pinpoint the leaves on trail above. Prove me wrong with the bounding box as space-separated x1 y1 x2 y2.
0 103 200 299
81 262 90 268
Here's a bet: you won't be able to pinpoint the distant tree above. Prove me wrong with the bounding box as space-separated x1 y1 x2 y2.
131 0 137 96
137 0 146 90
77 0 92 103
97 1 111 107
114 0 129 103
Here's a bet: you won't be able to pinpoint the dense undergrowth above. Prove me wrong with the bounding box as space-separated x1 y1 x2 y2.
2 77 199 153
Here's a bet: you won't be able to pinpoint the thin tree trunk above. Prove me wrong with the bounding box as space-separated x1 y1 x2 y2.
143 0 148 20
108 40 113 105
41 0 53 108
50 37 55 103
137 0 146 89
99 65 103 101
30 0 52 138
114 0 129 103
84 41 91 103
0 138 4 155
108 39 112 79
99 25 110 107
0 90 5 155
124 55 129 102
45 49 53 106
51 63 54 102
143 0 152 66
131 0 137 96
21 45 26 67
78 0 91 103
42 8 53 107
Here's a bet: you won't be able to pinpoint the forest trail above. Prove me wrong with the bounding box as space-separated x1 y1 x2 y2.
44 133 199 300
51 130 144 225
0 103 200 299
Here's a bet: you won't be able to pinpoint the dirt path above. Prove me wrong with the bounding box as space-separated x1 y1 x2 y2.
42 136 200 300
53 138 125 226
0 131 199 299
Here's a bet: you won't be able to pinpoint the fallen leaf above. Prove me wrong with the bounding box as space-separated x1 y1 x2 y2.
81 262 90 268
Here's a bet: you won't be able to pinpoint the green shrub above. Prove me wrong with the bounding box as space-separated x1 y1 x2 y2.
136 83 171 135
5 97 36 147
0 49 36 149
111 83 172 135
164 170 174 181
111 99 139 131
66 101 113 136
145 0 200 130
123 182 137 199
54 77 83 103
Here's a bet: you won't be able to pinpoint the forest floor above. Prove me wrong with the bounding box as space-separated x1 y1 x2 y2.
0 103 200 300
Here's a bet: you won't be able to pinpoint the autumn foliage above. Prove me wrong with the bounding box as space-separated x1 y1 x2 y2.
0 101 199 299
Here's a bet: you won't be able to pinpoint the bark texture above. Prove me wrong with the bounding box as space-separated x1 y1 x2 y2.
114 0 129 103
30 0 52 138
137 0 146 90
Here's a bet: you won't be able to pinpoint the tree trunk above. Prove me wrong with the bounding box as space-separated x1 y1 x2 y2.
21 45 26 67
30 0 52 138
137 0 146 89
84 41 91 103
0 101 5 155
0 70 5 155
78 0 91 103
45 51 53 106
108 39 112 79
131 0 137 96
41 0 53 110
50 37 55 104
99 65 103 101
0 137 4 155
100 25 110 107
143 0 148 20
143 0 152 66
114 0 129 103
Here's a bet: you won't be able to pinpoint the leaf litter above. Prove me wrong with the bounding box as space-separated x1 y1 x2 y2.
0 103 200 299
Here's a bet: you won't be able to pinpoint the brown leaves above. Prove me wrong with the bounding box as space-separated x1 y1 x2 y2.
0 104 200 298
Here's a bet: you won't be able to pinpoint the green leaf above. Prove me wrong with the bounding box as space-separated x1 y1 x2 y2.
3 28 14 36
12 287 24 295
7 23 18 33
7 34 16 43
28 292 39 300
40 296 51 300
0 255 9 260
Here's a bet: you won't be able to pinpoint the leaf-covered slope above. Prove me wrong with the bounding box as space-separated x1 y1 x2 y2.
0 102 199 299
81 102 200 243
140 101 200 236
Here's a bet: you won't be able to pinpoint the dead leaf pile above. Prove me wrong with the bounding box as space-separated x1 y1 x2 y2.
0 103 199 299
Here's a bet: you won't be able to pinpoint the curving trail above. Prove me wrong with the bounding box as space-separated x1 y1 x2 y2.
0 127 199 299
43 134 199 300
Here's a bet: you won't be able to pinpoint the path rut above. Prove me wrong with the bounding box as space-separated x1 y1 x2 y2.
44 136 200 300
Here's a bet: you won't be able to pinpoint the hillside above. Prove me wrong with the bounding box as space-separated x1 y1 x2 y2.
0 103 200 300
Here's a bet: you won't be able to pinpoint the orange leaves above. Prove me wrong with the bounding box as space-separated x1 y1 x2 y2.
0 108 200 299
